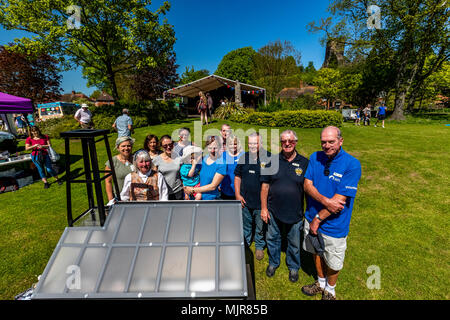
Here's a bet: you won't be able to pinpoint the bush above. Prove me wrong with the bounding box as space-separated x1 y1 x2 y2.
213 102 249 120
229 110 343 128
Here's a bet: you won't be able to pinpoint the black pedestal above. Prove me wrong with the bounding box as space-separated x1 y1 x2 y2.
60 129 120 227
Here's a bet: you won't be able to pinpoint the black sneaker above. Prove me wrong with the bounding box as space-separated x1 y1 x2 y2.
265 265 277 278
289 270 299 283
44 182 49 189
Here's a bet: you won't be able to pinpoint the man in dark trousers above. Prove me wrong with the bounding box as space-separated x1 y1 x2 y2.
260 130 308 283
206 92 214 121
301 126 361 300
234 132 271 260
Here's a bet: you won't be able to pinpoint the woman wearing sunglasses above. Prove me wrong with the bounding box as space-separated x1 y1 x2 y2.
152 135 184 200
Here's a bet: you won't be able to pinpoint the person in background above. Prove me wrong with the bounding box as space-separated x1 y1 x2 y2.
180 145 203 200
355 107 361 126
143 134 162 160
152 135 184 200
206 92 214 121
260 130 309 283
15 114 26 135
374 102 386 128
234 132 271 260
25 126 63 189
220 134 244 200
301 126 361 300
173 127 194 158
26 113 35 127
363 105 371 126
74 103 94 129
104 136 135 202
184 136 226 200
112 108 133 137
120 149 168 201
220 123 232 153
197 91 209 126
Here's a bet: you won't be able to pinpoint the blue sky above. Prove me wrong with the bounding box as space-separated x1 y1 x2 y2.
0 0 331 97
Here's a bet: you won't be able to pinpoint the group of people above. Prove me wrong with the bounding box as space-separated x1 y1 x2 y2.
11 113 36 134
355 103 387 128
104 123 362 300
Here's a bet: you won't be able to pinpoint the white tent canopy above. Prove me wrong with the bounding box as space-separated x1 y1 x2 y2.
164 74 266 104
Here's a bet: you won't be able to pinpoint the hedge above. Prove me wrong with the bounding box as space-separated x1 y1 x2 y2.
228 110 343 128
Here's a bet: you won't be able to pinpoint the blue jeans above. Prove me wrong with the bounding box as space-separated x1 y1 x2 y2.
266 215 303 271
242 206 265 250
31 154 57 179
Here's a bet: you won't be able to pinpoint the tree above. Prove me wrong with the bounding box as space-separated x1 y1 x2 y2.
215 47 257 84
0 45 62 103
253 40 301 100
313 68 342 109
308 0 449 119
179 66 209 85
0 0 176 101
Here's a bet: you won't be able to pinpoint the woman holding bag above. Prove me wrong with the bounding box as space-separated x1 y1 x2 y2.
25 126 63 189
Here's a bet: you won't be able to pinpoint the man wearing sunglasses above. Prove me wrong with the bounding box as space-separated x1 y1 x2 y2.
260 130 308 283
301 126 361 300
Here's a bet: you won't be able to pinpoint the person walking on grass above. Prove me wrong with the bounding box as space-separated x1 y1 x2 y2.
197 91 209 126
112 108 133 137
260 130 309 283
374 103 386 128
301 126 361 300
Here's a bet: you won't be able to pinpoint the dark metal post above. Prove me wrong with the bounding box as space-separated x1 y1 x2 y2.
81 139 95 215
103 133 121 200
88 137 106 226
65 138 73 227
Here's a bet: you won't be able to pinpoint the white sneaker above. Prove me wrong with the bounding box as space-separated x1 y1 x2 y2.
374 125 377 127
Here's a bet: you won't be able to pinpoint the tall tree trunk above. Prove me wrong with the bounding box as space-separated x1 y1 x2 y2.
391 88 407 120
106 62 120 101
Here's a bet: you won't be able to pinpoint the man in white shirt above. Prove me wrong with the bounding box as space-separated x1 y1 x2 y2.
74 103 94 129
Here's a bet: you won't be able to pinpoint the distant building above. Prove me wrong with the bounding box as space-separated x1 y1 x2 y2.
278 81 317 101
95 91 115 107
61 90 93 103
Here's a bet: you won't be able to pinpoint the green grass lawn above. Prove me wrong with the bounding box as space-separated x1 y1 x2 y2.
0 118 449 300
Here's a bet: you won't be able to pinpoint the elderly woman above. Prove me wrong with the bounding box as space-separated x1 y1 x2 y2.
152 135 184 200
184 136 226 200
120 149 168 201
220 134 245 200
105 136 135 201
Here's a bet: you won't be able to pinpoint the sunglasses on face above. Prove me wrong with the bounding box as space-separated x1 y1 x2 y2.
281 140 297 145
162 142 173 149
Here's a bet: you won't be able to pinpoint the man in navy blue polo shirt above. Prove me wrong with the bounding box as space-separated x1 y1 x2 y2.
301 126 361 300
234 132 271 260
260 130 308 283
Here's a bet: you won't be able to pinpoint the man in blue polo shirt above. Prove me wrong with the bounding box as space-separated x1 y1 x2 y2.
374 102 386 128
301 126 361 300
261 130 308 283
234 132 271 260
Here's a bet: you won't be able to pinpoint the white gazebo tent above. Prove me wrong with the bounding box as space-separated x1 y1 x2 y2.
163 74 266 106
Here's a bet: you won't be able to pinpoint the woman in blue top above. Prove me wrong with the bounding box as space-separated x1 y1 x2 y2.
220 134 244 200
184 136 226 200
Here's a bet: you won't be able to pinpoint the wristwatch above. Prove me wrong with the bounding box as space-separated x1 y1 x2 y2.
315 214 323 222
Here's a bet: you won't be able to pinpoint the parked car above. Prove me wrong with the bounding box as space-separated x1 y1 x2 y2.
0 131 18 153
342 108 358 122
